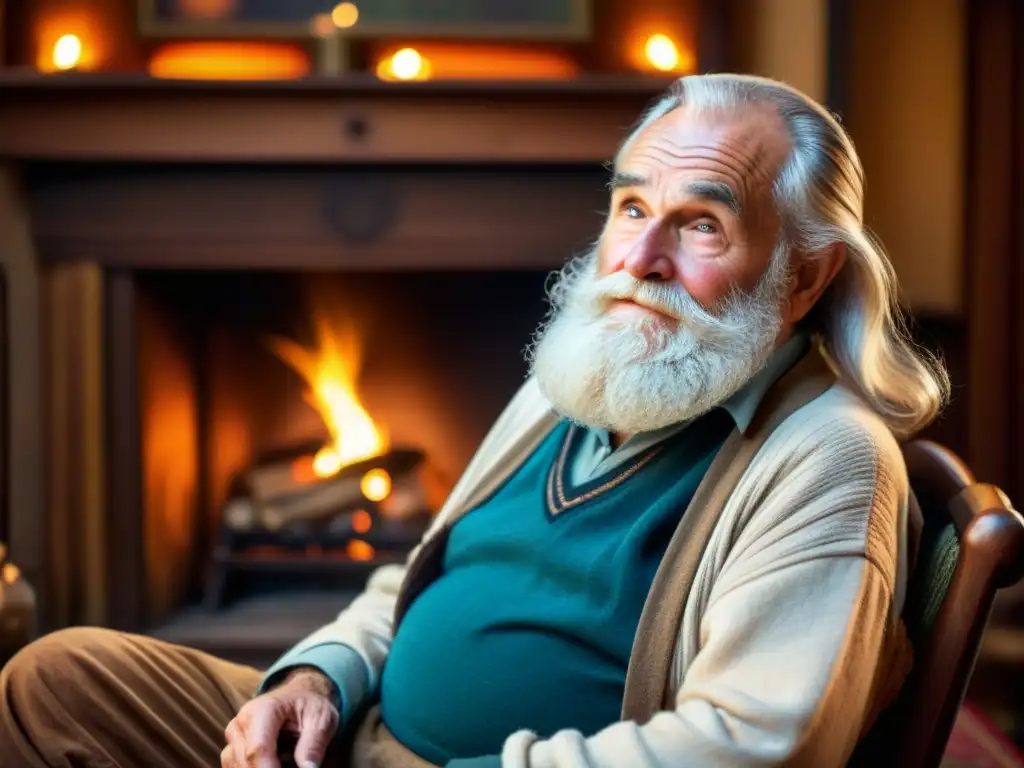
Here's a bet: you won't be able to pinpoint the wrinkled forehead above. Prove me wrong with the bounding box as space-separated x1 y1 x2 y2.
615 104 791 205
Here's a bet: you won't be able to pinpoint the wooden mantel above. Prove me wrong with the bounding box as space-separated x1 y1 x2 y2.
0 73 670 163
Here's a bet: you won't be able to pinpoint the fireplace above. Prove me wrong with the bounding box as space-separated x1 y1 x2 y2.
0 76 660 665
85 264 554 665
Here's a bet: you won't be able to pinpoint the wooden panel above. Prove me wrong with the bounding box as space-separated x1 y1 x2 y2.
965 0 1022 501
0 265 6 547
0 76 663 163
26 166 610 269
43 262 106 627
105 270 145 631
0 165 45 622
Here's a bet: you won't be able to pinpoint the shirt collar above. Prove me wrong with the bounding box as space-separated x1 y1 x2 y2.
590 334 811 449
723 333 811 434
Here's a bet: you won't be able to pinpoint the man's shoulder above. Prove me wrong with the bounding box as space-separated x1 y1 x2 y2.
780 382 904 463
761 381 909 508
742 383 909 570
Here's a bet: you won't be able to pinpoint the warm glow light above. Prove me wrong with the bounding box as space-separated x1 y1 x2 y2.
371 43 577 81
36 12 103 72
352 509 373 534
389 47 424 80
311 13 335 38
361 469 392 502
331 2 359 28
2 563 20 585
269 315 387 479
644 34 680 72
178 0 238 19
347 540 376 561
312 448 344 477
52 34 83 71
148 42 310 80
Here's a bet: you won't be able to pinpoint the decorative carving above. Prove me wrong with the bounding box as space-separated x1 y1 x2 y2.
343 115 371 142
321 175 399 245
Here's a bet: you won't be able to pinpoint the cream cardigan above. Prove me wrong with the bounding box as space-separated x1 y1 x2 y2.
286 354 910 767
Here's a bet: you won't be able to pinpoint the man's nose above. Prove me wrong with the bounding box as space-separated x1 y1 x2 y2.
623 219 677 281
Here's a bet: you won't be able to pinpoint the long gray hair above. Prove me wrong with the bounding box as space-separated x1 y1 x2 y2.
616 74 949 438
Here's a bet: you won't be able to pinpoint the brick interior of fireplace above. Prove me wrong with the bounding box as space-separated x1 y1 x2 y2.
137 268 550 665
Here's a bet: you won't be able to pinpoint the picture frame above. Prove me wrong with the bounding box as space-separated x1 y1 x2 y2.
137 0 592 41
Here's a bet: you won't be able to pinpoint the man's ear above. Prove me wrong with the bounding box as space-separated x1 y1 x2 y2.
785 242 847 325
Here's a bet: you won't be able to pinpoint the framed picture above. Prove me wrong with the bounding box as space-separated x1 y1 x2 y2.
137 0 592 41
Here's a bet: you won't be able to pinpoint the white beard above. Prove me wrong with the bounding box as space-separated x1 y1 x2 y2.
527 246 792 434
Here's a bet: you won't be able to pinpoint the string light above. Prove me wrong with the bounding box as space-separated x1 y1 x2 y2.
331 2 358 28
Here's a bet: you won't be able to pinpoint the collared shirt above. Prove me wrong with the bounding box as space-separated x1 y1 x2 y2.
569 335 811 485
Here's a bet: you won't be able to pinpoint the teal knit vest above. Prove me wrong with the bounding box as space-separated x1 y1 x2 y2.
380 411 732 764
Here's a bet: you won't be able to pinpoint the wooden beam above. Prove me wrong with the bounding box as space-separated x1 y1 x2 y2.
42 262 106 627
26 166 609 271
0 74 666 164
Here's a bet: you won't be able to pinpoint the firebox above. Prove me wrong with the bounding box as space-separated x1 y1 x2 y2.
133 267 551 657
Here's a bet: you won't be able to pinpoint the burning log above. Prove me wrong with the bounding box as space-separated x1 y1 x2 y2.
207 444 432 610
206 292 432 610
225 445 427 532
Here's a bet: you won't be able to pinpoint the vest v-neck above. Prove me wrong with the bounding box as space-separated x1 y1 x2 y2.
544 423 668 519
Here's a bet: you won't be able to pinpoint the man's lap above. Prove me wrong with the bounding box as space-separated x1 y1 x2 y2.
0 626 261 768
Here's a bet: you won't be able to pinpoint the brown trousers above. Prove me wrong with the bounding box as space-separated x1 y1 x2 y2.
0 627 436 768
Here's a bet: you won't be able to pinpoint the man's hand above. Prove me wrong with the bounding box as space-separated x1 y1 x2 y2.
222 668 340 768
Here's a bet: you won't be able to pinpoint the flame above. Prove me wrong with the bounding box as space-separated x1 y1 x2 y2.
269 313 386 479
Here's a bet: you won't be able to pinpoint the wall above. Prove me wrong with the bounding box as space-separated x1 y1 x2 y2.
729 0 829 102
847 0 965 314
730 0 965 315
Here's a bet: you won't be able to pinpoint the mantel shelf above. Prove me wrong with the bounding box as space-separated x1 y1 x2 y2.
0 71 674 98
0 72 671 164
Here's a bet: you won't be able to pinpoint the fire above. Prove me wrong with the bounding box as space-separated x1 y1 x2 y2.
269 312 387 478
347 540 376 561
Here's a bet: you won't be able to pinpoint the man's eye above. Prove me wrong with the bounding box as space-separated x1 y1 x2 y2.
694 221 718 234
624 204 645 219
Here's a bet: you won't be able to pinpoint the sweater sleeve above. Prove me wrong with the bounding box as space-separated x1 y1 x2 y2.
255 558 409 718
497 415 908 768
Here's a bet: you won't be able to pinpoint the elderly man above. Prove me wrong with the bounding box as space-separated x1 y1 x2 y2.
0 74 947 768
